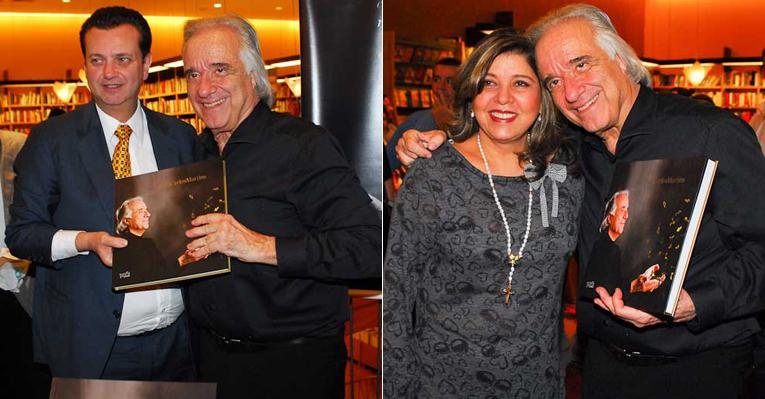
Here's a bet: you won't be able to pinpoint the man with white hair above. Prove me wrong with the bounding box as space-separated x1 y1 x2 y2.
180 15 381 399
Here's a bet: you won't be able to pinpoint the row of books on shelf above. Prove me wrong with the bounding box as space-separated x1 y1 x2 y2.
140 77 188 98
1 91 90 107
179 116 205 133
653 73 722 88
273 97 300 116
726 70 762 87
395 88 432 109
721 91 763 108
143 97 195 115
272 84 296 99
394 43 455 65
0 109 45 124
653 70 765 88
395 64 434 86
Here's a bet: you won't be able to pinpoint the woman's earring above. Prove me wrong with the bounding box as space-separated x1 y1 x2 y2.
470 110 475 119
537 114 542 123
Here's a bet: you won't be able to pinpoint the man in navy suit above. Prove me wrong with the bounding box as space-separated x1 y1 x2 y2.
6 6 196 380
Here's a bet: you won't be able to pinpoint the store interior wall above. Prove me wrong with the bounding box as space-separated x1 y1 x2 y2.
0 15 300 81
384 0 765 60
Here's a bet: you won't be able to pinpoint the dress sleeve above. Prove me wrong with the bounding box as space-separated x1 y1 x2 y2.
383 160 439 398
686 115 765 331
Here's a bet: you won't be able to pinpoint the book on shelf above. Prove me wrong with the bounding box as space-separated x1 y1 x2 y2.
395 88 409 108
112 159 230 291
394 44 414 63
419 89 432 108
581 157 718 316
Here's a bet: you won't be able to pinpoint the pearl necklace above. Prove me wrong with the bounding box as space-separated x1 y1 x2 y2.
476 132 533 305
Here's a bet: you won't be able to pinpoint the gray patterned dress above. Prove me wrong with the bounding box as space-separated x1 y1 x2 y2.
384 143 583 398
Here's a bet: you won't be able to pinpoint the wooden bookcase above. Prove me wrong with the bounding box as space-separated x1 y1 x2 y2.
272 79 301 117
0 83 91 133
650 60 765 121
140 67 205 133
1 65 301 134
384 32 461 122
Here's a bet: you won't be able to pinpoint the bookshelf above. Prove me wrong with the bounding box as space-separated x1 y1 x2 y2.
385 33 461 121
272 78 301 116
0 83 91 133
140 67 204 132
1 64 301 134
649 59 765 121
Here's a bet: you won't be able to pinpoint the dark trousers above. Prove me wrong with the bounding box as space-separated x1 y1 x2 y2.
751 317 765 398
582 337 753 399
102 312 195 381
197 329 347 399
0 290 51 399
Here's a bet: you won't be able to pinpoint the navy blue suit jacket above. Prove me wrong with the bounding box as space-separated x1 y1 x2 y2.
6 103 197 378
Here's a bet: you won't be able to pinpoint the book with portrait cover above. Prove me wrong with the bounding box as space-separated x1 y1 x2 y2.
581 157 718 316
112 159 230 291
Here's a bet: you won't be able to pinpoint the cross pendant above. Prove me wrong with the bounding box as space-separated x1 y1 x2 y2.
508 254 520 268
502 280 512 305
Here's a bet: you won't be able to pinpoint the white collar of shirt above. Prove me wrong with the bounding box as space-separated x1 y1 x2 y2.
95 102 158 176
96 101 146 152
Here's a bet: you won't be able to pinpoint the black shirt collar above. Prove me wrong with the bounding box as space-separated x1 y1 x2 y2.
581 84 656 157
199 101 271 156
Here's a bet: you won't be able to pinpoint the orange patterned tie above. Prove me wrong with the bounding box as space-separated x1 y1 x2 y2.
112 124 132 179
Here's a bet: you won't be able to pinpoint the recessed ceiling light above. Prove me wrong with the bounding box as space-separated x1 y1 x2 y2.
213 3 222 8
62 0 71 3
275 6 283 11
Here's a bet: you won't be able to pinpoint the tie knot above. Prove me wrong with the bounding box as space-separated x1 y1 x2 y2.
115 124 133 140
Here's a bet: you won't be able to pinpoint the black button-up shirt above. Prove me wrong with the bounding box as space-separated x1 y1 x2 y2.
577 85 765 355
189 102 381 340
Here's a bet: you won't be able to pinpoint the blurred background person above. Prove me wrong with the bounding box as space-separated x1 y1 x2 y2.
385 57 460 172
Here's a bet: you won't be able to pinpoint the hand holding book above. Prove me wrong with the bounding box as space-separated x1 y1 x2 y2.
185 213 277 265
75 231 127 268
593 286 697 327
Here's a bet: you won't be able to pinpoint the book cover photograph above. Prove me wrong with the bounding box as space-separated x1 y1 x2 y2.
582 157 717 316
112 159 230 291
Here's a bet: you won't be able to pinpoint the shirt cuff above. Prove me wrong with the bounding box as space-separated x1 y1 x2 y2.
684 279 724 332
51 230 89 262
275 236 307 277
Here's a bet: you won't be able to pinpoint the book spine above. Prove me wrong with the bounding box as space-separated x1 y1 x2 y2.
664 159 718 315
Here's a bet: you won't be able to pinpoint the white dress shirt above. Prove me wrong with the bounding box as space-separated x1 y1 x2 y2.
50 102 184 336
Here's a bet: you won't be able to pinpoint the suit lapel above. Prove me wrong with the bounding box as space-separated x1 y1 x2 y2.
76 104 115 219
145 107 176 170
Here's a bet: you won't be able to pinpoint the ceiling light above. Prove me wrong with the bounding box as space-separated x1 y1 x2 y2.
658 63 694 69
684 61 710 86
62 0 71 3
213 3 222 9
275 6 283 11
163 60 184 68
721 61 763 66
265 59 300 70
148 65 169 73
53 82 77 103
